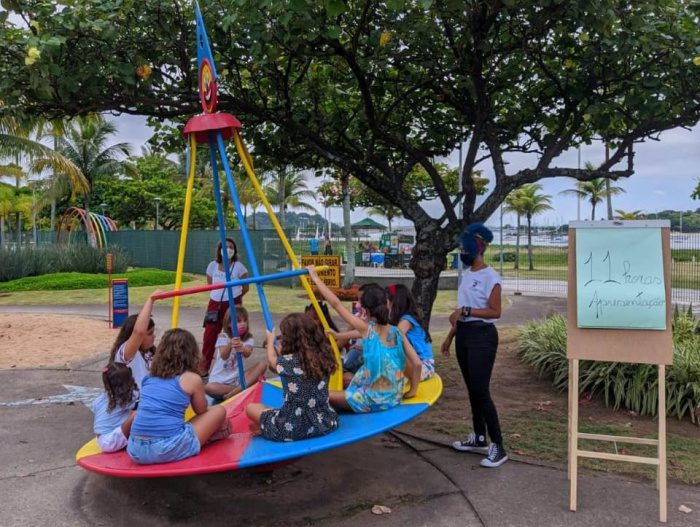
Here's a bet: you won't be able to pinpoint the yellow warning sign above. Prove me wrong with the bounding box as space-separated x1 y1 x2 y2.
301 255 341 288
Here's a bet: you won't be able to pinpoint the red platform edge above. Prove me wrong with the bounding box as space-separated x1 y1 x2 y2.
184 113 242 144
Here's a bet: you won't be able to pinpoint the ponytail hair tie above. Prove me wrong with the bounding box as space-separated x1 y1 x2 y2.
388 284 396 297
102 367 109 373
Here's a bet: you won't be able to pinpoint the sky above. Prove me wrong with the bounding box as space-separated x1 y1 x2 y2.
112 114 700 229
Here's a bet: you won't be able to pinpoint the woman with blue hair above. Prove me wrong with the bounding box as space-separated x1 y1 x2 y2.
441 223 508 468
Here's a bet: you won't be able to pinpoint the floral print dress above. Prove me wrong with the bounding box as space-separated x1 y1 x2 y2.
345 322 407 413
259 353 338 442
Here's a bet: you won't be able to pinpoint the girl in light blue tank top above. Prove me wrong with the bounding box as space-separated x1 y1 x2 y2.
387 284 436 380
307 267 423 413
127 327 228 465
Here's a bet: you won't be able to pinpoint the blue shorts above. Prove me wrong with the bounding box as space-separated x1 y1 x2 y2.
126 423 201 465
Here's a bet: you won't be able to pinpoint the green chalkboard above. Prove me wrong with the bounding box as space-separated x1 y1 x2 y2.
576 227 666 330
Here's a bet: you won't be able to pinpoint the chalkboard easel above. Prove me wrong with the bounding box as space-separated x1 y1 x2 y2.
567 220 672 523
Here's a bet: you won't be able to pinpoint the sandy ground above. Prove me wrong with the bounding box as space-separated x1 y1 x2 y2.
0 314 114 369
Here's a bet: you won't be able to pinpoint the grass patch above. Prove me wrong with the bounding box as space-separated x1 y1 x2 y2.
0 268 193 292
502 412 700 485
0 275 461 315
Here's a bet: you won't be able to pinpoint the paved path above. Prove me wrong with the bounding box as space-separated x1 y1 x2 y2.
1 297 698 526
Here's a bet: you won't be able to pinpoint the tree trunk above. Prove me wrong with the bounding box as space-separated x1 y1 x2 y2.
341 173 355 288
410 225 449 327
50 199 56 231
277 168 286 228
591 203 596 221
1 216 5 248
605 180 613 220
252 208 257 230
16 212 21 244
527 214 534 271
514 214 521 270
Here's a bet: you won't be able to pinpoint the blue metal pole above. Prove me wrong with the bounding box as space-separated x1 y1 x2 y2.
215 132 275 333
208 137 246 388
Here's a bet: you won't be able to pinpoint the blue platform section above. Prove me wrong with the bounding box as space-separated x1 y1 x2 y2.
238 381 430 468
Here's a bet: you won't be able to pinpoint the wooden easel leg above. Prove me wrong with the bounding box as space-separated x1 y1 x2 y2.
569 359 579 512
658 364 667 523
567 359 571 482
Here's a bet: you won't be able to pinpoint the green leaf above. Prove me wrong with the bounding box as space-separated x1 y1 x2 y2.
323 0 347 18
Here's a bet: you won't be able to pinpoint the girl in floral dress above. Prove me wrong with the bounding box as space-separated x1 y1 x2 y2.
307 266 422 413
245 313 339 441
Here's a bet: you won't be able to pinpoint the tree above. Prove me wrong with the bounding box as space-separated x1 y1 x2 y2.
2 1 700 320
561 168 626 220
614 209 643 220
56 116 137 211
367 203 401 232
0 185 15 247
518 184 553 270
0 113 87 229
265 171 317 224
91 155 217 230
502 189 525 270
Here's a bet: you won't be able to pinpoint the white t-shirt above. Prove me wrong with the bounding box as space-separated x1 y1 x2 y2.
206 260 248 301
208 333 255 385
457 266 502 324
114 342 153 390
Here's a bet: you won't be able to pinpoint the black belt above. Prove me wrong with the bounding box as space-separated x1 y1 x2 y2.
458 320 493 327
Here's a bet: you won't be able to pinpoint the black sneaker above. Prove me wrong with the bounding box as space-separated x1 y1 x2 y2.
480 443 508 468
452 433 488 454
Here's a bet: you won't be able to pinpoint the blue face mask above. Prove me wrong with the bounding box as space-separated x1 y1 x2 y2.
460 251 476 267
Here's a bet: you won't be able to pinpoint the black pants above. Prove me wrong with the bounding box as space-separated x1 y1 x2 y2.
455 321 503 445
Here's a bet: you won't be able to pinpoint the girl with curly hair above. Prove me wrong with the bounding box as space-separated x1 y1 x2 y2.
127 328 228 465
245 313 339 442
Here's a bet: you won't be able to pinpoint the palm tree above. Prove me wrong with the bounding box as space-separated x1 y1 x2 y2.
560 163 626 220
518 184 553 270
614 209 643 220
503 188 526 269
367 203 402 231
266 170 316 227
234 168 268 229
0 113 88 230
56 116 137 211
0 186 15 247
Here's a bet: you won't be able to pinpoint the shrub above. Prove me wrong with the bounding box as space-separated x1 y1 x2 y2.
518 312 700 424
0 268 190 292
0 245 129 282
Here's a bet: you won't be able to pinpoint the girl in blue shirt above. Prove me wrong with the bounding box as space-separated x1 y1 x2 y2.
127 328 228 465
386 283 435 380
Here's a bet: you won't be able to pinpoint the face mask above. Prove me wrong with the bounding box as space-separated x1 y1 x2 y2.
460 252 476 267
237 323 248 335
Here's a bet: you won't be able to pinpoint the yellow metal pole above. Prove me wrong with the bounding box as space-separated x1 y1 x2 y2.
232 130 344 390
171 134 198 328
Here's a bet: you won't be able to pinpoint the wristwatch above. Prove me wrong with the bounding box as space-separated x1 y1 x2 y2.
462 306 472 317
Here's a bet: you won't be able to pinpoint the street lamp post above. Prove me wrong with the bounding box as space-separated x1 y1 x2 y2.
154 197 161 231
100 202 107 216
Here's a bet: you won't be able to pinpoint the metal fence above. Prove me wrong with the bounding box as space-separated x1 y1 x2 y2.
9 229 700 305
486 231 700 305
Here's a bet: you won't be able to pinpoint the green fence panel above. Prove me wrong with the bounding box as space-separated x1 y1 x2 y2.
105 230 299 286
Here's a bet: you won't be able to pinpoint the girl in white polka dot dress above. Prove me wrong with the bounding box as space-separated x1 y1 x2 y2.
245 313 339 442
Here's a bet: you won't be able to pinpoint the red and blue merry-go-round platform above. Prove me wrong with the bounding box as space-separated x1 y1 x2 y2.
76 375 442 478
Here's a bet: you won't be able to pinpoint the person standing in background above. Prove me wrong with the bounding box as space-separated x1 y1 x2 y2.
201 238 248 373
441 223 508 468
309 236 319 255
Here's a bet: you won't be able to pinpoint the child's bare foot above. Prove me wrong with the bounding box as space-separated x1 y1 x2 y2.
206 421 231 444
248 422 261 435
